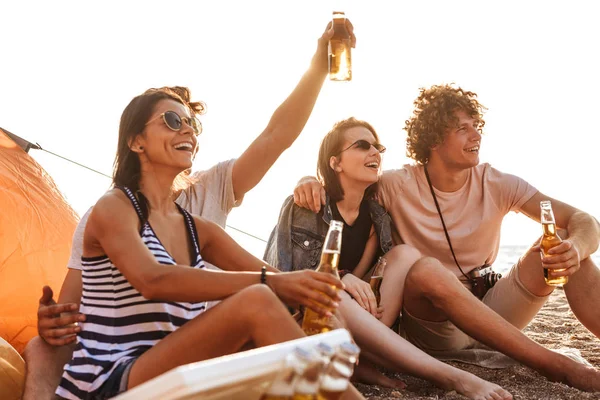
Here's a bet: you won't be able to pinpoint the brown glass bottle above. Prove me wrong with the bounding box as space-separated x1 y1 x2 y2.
328 11 352 81
369 257 387 306
317 342 360 400
261 347 312 400
301 220 343 335
540 200 568 286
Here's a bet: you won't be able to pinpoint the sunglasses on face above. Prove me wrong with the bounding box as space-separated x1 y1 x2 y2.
338 139 386 155
145 110 203 136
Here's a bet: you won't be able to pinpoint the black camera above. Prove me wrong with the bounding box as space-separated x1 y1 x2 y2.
469 264 502 299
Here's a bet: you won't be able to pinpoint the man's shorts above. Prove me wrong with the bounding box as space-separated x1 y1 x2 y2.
401 261 550 352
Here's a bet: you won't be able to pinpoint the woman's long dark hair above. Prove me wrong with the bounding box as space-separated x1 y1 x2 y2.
112 86 206 222
317 117 381 202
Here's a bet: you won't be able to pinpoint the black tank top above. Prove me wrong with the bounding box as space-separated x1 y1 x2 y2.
331 198 372 273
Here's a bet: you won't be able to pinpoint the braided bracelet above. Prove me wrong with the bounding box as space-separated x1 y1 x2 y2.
260 266 267 285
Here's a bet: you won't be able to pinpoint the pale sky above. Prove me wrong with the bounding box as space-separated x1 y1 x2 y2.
1 1 598 258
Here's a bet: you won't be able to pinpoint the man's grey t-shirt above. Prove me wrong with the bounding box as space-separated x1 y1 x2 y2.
67 158 241 276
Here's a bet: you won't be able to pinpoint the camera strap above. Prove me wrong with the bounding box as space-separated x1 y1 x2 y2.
423 165 474 283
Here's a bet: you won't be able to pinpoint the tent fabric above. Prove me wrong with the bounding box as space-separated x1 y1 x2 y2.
0 127 40 153
0 129 78 354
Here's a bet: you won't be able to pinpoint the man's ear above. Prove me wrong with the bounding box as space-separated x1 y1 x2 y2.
329 156 342 172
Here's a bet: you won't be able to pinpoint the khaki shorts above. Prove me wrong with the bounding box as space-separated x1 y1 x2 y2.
401 261 549 352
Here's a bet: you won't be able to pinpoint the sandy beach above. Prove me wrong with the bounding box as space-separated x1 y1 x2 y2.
355 287 600 400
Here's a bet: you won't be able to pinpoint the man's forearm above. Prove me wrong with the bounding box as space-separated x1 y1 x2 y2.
568 211 600 259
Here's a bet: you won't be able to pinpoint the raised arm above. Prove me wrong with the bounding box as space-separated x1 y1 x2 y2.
231 20 356 200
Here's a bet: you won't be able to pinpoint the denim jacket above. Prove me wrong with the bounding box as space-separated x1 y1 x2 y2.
264 194 393 273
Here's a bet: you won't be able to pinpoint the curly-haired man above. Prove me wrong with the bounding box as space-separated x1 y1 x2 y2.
295 83 600 392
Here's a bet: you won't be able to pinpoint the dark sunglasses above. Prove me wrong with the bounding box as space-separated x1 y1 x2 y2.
145 110 203 136
338 139 386 155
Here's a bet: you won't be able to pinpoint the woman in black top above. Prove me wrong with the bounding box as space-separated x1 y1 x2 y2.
265 118 512 398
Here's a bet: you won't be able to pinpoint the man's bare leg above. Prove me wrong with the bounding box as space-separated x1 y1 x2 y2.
22 337 73 400
515 231 600 338
338 291 513 399
563 256 600 337
542 228 600 338
403 256 600 392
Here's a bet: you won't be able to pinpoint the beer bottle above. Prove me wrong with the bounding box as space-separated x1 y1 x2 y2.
261 348 312 400
317 343 360 400
328 11 352 81
540 200 568 286
369 257 387 307
315 342 335 364
292 349 325 400
302 220 343 336
332 342 360 371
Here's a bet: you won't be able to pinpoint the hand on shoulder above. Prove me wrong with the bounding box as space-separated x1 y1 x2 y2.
293 176 325 213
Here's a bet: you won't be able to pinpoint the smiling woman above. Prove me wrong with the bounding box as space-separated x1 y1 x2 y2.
112 87 206 216
51 85 348 400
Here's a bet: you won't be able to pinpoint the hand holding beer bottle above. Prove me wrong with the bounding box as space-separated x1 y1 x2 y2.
268 269 344 317
302 221 344 335
313 13 356 78
540 200 569 286
328 11 354 81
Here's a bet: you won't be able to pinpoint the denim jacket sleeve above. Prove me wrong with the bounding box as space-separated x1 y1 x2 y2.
368 199 394 254
264 195 327 272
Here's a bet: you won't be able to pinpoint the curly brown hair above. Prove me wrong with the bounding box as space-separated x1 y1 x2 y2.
404 84 486 165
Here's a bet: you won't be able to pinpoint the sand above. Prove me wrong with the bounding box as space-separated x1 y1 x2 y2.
355 287 600 399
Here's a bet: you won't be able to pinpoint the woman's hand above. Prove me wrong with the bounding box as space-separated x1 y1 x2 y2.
269 270 344 316
342 274 379 317
37 286 85 346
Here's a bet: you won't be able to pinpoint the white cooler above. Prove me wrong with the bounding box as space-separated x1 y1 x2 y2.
114 329 352 400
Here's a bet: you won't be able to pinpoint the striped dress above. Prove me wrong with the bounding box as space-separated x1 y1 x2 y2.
56 187 206 399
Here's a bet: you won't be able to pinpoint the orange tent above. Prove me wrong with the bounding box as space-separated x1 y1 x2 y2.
0 128 78 354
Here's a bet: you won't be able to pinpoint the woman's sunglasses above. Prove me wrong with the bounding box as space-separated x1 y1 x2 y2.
338 139 386 155
145 110 203 136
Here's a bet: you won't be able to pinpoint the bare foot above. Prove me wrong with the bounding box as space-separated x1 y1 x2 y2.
352 362 407 389
449 370 513 400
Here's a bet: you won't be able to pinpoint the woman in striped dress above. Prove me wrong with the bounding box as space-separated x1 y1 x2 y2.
55 86 345 400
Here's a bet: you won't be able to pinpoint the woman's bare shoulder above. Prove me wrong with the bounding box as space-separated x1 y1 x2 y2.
89 189 136 224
